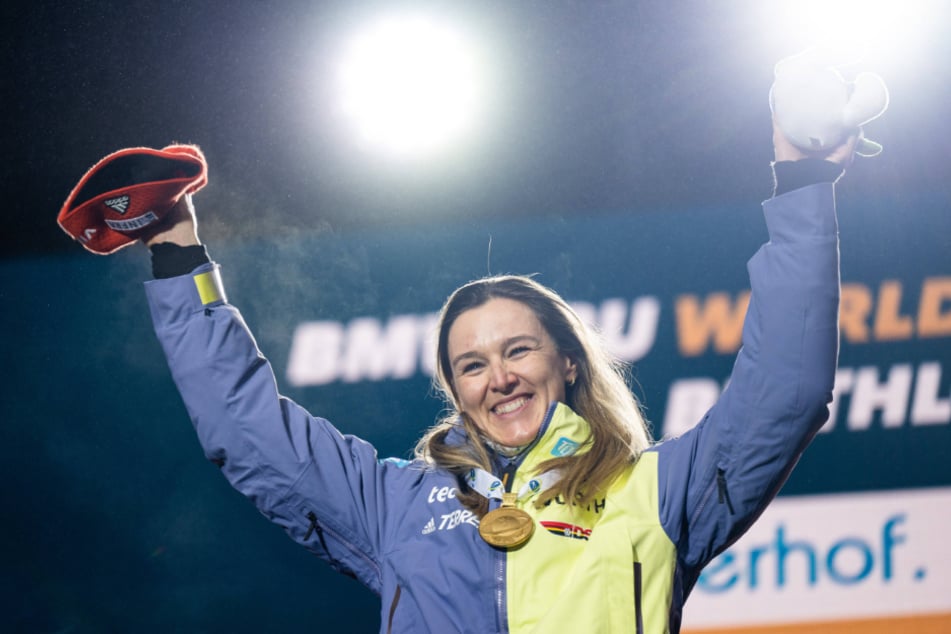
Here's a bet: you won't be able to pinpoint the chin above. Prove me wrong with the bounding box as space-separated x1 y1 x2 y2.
494 425 539 447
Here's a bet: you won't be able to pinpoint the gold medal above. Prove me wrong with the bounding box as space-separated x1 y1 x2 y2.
479 492 535 548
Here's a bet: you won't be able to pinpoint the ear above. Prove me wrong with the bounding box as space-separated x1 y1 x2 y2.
564 357 578 385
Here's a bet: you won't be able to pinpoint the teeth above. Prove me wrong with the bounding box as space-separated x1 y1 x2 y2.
494 397 527 415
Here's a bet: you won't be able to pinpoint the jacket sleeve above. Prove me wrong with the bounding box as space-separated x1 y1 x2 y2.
655 183 840 574
144 264 403 593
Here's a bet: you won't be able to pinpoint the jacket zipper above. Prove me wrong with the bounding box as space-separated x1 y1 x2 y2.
386 585 402 634
633 561 644 634
495 548 507 633
493 463 518 633
716 468 735 515
305 511 329 551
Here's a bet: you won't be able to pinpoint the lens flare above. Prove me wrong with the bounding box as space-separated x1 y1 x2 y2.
337 13 486 160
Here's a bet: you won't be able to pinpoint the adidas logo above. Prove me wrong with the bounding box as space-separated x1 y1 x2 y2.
104 195 130 215
421 517 436 535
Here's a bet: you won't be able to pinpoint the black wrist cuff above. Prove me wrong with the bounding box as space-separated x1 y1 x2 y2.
150 243 211 279
772 159 845 197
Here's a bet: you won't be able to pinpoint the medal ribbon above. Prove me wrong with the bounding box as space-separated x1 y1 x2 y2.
465 468 560 504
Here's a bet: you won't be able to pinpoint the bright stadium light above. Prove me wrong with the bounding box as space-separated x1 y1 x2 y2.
336 13 486 160
757 0 946 65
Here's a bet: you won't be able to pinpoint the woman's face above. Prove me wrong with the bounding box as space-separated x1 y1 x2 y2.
447 297 577 447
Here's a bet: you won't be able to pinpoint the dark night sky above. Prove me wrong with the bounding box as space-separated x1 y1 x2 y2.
2 1 950 632
6 0 947 261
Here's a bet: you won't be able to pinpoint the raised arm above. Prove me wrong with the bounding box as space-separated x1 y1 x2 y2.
655 120 857 585
139 196 411 593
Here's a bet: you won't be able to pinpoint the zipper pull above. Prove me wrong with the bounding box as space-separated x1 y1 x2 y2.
305 511 319 540
500 464 518 493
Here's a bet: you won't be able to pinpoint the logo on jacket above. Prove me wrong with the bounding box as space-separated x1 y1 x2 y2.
551 437 580 457
422 510 480 535
428 486 457 503
540 520 592 541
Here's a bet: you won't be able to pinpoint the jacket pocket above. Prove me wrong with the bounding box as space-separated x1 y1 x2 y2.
297 506 381 584
716 467 735 515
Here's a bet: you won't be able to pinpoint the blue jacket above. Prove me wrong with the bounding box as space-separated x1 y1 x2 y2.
145 184 840 633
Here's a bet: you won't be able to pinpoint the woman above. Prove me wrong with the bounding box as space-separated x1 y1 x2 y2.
131 120 855 633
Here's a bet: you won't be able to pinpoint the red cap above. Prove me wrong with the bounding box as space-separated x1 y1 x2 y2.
58 144 208 254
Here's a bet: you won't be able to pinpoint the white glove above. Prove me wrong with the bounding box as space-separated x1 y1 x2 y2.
770 49 889 157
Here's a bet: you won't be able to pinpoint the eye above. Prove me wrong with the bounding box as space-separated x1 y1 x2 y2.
508 344 531 357
460 360 484 374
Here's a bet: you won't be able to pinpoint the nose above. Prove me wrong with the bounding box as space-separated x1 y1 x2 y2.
488 359 516 392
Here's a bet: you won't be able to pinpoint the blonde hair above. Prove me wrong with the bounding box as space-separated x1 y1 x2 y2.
415 275 652 516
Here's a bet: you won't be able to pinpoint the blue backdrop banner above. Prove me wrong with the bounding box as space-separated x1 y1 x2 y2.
3 191 948 631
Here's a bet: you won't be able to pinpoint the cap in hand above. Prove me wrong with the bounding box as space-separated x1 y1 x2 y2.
58 144 207 254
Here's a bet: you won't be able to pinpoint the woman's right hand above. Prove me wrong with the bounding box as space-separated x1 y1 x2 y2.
142 194 200 248
772 116 859 168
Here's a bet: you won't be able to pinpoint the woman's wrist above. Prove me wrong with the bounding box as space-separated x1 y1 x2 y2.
771 159 845 197
149 243 211 279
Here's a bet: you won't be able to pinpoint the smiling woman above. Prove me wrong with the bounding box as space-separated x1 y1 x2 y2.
448 298 578 447
420 276 649 524
335 12 487 159
67 59 866 631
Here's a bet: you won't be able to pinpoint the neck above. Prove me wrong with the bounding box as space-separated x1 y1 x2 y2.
483 437 531 458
